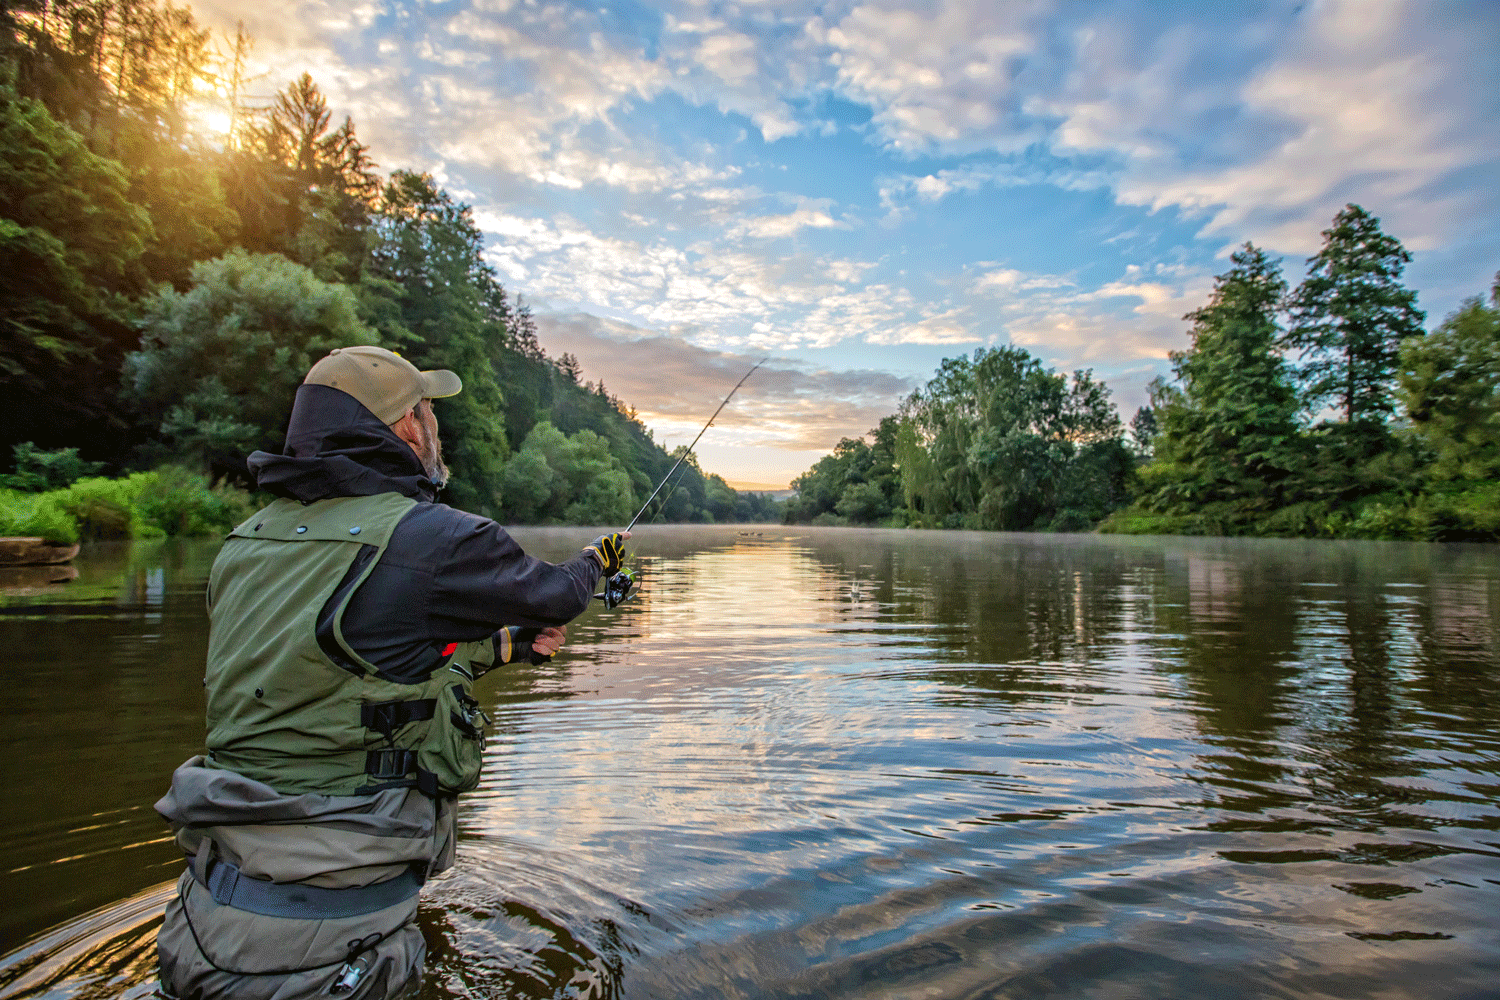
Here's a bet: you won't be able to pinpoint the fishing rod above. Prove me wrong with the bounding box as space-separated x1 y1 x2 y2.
594 357 769 608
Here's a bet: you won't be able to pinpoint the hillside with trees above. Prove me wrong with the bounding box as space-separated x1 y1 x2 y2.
0 1 778 537
785 208 1498 543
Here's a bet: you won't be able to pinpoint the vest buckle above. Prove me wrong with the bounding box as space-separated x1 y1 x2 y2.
366 748 416 780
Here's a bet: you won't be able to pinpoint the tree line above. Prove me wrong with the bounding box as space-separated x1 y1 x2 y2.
785 206 1499 542
0 1 779 528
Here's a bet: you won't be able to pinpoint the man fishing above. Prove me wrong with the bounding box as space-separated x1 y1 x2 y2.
154 345 628 999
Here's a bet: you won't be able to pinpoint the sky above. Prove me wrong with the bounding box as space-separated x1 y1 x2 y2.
186 0 1500 489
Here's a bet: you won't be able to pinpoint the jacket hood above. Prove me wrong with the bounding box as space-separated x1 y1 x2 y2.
248 384 437 503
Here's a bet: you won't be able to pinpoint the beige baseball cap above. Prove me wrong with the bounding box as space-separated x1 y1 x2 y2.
304 346 463 425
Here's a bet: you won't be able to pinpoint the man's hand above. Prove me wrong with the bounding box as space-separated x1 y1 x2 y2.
583 531 631 576
531 626 566 661
510 625 568 665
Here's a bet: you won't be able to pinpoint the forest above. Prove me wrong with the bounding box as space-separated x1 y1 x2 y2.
0 1 779 544
3 3 1495 546
783 220 1500 542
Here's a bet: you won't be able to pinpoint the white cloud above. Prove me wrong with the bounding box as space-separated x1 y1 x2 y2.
1033 0 1500 255
964 263 1215 368
974 268 1075 293
728 202 846 240
531 313 920 452
817 1 1049 153
475 210 908 349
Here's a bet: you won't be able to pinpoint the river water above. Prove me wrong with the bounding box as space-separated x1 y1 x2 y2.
0 526 1497 999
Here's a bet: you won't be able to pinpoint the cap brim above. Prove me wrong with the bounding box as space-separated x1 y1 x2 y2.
420 369 463 398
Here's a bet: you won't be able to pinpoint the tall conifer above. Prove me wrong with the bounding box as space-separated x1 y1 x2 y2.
1285 204 1425 425
1146 244 1302 508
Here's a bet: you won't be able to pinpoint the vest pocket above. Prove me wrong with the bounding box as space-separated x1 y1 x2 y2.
419 682 488 794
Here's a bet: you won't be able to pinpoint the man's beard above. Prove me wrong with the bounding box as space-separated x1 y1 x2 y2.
414 407 449 486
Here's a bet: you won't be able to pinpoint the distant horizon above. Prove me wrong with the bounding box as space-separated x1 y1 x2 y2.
724 481 794 495
184 0 1500 486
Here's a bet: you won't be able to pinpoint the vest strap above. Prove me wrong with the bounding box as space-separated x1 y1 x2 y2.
191 854 423 919
360 699 437 738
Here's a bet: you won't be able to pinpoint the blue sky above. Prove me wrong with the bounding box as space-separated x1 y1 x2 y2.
192 0 1500 488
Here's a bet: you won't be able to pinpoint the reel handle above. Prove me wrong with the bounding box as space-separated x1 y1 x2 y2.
594 569 638 609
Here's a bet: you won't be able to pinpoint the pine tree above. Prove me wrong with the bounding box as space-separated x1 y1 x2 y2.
1143 244 1303 510
1285 204 1425 425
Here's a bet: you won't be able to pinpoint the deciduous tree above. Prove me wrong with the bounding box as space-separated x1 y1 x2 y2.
123 249 377 475
1398 276 1500 481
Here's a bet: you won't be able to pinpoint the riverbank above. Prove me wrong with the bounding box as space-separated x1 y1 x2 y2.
0 467 255 545
1098 479 1500 543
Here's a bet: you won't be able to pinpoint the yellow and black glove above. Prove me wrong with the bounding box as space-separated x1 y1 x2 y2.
584 532 627 576
504 627 556 665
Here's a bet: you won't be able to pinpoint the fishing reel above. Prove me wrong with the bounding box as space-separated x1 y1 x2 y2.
594 569 639 609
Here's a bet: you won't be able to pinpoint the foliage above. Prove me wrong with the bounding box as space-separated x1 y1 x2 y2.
132 464 257 537
500 422 635 525
0 442 103 490
53 473 152 539
0 84 152 458
123 249 378 475
1284 204 1425 424
0 488 79 544
1137 244 1304 513
786 351 1132 532
366 171 511 515
785 426 897 526
1128 406 1157 458
896 347 1130 531
0 465 253 544
1398 279 1500 481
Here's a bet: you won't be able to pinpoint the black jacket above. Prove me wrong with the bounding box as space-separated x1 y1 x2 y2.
247 384 600 682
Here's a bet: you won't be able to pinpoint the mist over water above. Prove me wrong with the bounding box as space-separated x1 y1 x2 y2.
1 527 1497 999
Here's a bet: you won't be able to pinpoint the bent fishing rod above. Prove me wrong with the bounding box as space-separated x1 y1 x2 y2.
594 357 768 608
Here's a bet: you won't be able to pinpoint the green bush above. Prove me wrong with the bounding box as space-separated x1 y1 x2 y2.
0 490 80 545
57 475 150 539
1096 510 1197 536
134 465 256 537
0 467 255 545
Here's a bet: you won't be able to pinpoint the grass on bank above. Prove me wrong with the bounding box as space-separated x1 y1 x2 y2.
1098 481 1500 542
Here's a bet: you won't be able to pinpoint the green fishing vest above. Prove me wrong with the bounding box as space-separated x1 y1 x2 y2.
203 493 492 798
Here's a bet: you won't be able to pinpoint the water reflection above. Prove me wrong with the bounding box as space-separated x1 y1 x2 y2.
1 528 1497 999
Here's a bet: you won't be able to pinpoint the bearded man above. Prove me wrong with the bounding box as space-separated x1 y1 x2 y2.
154 346 627 998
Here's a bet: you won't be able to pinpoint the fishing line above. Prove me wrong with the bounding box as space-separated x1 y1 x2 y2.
625 357 768 532
593 357 768 608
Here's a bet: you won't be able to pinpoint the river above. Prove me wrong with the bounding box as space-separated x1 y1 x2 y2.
0 526 1496 999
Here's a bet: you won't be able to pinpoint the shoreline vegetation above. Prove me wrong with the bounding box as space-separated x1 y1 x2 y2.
3 5 1495 546
781 227 1499 544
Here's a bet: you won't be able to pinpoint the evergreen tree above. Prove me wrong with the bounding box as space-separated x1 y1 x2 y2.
234 74 379 281
367 171 511 515
0 85 152 460
1143 244 1303 511
1285 204 1425 425
1128 405 1157 458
